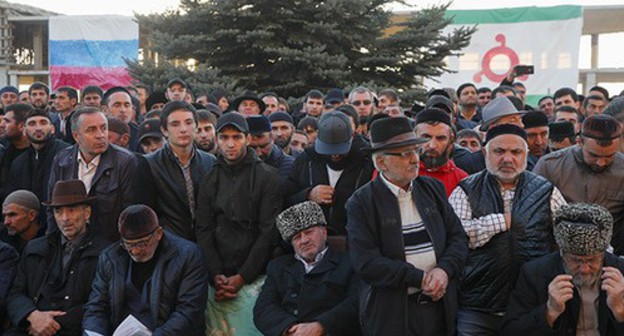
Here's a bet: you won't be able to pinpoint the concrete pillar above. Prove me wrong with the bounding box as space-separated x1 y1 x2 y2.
33 24 43 69
586 72 597 93
591 34 599 69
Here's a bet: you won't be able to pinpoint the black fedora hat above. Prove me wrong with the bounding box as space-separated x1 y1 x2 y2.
232 91 266 114
366 117 429 153
43 180 97 207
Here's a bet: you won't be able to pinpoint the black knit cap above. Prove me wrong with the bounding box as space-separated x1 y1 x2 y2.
549 121 575 140
103 86 131 103
415 108 452 127
247 115 271 134
268 111 294 124
522 111 549 129
581 114 622 141
485 124 527 145
118 204 160 240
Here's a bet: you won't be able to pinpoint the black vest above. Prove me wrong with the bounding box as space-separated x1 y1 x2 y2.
458 171 555 312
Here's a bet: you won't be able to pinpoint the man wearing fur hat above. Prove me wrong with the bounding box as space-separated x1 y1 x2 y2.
503 203 624 335
534 114 624 256
254 201 361 336
449 124 567 335
346 117 467 336
83 204 208 335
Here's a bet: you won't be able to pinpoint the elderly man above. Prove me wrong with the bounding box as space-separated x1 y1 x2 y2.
134 101 216 241
415 108 468 197
449 124 567 335
5 180 107 335
503 203 624 335
286 111 374 237
346 117 467 336
461 96 527 174
254 201 362 336
1 190 46 254
232 91 266 117
47 107 137 242
534 114 624 255
195 112 281 335
83 205 208 334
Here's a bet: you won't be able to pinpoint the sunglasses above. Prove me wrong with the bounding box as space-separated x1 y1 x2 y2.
351 100 372 107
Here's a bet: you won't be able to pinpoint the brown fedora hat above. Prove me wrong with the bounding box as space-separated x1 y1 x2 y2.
42 180 97 207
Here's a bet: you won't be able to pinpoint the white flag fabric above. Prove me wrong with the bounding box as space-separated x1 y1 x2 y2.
425 5 583 106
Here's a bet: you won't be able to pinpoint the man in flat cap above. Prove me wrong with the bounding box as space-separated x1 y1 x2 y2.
254 201 362 336
414 108 468 197
166 78 188 102
195 112 281 335
346 116 467 335
448 124 567 335
286 111 374 237
83 204 208 335
534 114 624 255
5 180 107 335
503 203 624 335
1 190 46 254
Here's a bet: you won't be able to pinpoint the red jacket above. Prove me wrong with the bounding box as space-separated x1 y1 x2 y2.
418 160 468 197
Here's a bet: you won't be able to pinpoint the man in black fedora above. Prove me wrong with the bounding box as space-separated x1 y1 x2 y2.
232 91 266 117
346 116 467 336
5 179 108 335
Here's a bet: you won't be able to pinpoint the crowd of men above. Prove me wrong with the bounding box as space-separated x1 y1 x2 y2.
0 69 624 335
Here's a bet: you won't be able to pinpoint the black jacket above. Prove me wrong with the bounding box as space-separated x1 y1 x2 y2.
134 144 216 241
0 241 18 333
285 135 374 236
47 144 137 242
503 252 624 335
8 139 69 203
346 176 468 336
458 170 555 313
254 247 362 336
264 144 294 185
83 232 208 335
195 149 282 283
5 229 108 335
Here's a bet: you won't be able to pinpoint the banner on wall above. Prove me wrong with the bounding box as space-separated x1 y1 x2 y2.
49 15 139 91
425 5 583 106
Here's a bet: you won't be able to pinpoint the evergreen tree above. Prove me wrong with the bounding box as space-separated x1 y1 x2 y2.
130 0 474 102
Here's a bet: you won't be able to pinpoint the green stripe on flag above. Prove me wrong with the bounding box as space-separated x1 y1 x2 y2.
445 5 582 25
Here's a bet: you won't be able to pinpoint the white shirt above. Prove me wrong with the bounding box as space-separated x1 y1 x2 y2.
295 246 329 273
326 166 343 188
77 152 101 192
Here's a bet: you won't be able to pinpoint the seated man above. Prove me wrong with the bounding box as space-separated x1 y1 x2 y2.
83 204 208 335
254 201 361 336
1 190 46 254
5 180 107 335
0 241 18 334
503 203 624 335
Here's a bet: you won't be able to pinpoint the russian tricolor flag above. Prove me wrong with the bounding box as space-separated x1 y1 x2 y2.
49 15 139 91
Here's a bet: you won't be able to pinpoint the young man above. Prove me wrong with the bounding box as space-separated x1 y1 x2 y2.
134 101 216 241
195 112 281 335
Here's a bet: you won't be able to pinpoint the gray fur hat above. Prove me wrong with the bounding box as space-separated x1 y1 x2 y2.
554 203 613 256
276 201 327 242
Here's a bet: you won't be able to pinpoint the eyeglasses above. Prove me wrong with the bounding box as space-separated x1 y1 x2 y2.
351 100 372 107
383 147 424 158
120 229 159 250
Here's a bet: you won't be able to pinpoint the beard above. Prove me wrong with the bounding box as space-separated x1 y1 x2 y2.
563 261 601 288
26 131 53 145
421 145 451 170
486 158 527 184
274 135 292 149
